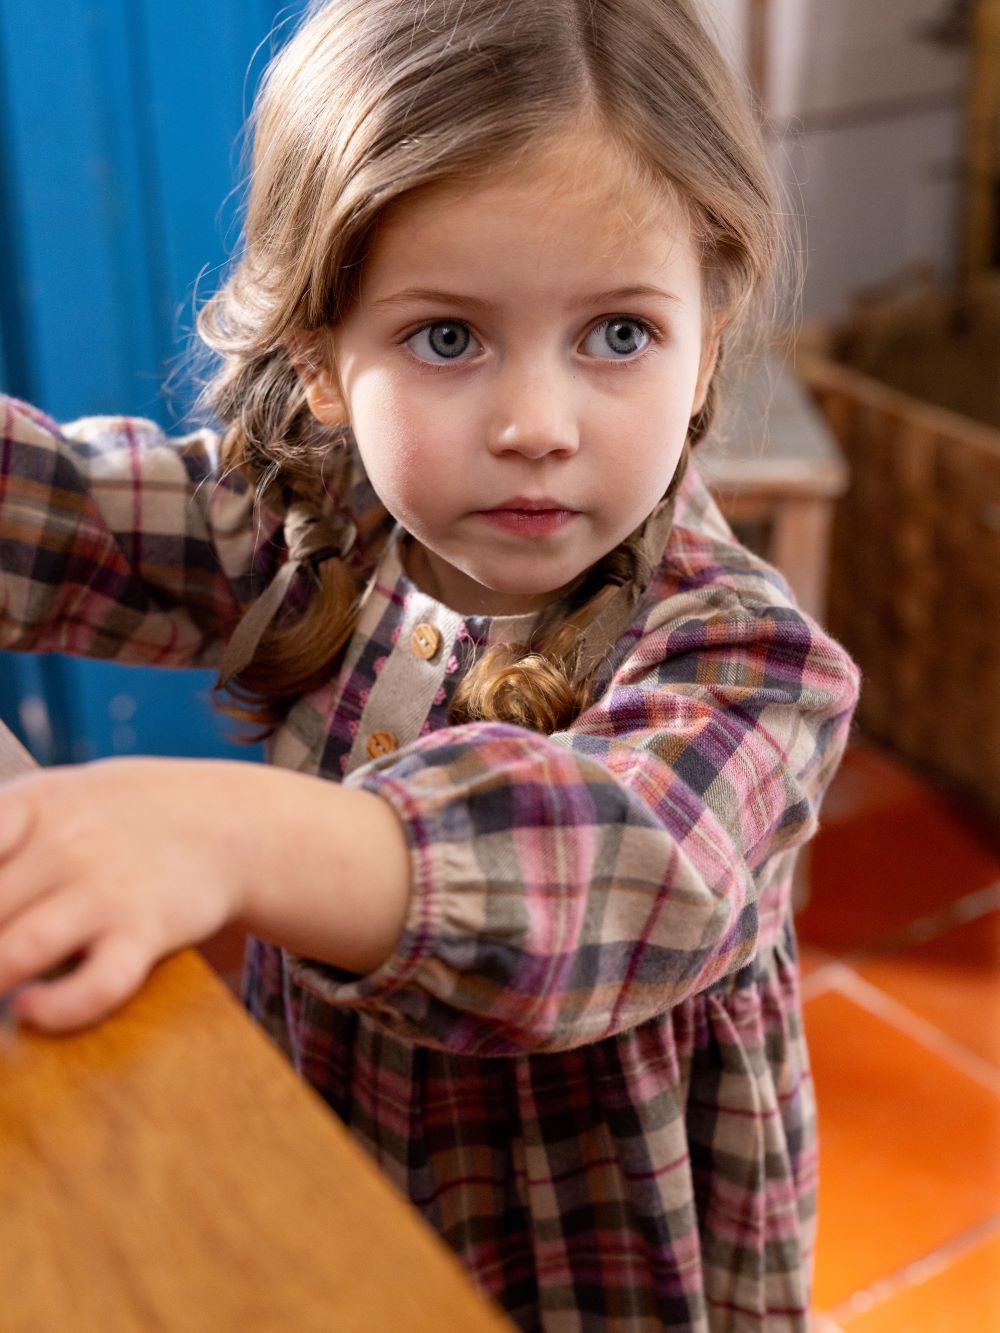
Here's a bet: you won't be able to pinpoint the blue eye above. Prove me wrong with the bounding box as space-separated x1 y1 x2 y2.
407 321 477 362
582 318 652 360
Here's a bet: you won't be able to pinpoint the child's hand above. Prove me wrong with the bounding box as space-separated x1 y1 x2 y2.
0 758 252 1033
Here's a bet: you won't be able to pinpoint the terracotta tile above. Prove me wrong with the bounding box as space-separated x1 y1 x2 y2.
799 945 833 980
803 989 1000 1311
838 1226 1000 1331
818 738 934 826
853 911 1000 1069
798 744 1000 955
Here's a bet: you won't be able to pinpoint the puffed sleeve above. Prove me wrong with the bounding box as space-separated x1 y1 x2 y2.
288 550 861 1056
0 393 278 666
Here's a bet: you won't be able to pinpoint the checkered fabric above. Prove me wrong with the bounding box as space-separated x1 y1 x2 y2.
0 394 860 1330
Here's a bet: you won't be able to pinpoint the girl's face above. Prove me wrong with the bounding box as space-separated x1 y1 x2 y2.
306 129 719 615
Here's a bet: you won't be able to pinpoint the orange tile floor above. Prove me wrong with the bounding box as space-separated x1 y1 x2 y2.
798 736 1000 1332
198 732 1000 1330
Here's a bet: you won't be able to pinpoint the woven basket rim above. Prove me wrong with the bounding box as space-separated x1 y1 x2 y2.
794 348 1000 456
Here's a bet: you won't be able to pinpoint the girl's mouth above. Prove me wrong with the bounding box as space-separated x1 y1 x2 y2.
476 507 579 536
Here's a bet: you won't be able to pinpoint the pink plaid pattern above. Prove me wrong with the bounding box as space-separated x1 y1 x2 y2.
0 394 860 1330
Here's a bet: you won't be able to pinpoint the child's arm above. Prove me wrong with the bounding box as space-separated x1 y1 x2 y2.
0 756 410 1032
0 394 276 665
286 590 861 1056
0 591 856 1041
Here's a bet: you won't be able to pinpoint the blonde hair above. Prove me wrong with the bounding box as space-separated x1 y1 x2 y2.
196 0 785 738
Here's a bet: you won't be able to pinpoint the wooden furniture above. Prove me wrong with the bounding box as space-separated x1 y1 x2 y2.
698 350 850 622
0 722 512 1333
795 338 1000 824
963 0 1000 281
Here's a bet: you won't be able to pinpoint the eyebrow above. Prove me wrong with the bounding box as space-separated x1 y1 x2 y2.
369 284 683 311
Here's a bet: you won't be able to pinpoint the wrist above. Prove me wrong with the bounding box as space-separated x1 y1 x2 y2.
229 765 412 974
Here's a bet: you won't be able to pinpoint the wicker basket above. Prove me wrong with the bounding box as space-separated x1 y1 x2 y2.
794 283 1000 824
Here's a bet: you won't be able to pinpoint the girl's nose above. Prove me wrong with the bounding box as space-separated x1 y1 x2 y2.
486 364 580 459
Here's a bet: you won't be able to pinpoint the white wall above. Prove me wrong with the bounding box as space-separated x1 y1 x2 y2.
701 0 969 322
765 0 966 119
777 105 966 321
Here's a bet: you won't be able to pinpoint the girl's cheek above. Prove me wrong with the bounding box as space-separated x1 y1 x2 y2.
352 406 419 496
355 440 441 534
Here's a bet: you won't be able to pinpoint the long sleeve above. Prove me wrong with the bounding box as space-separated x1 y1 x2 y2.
0 393 278 667
288 541 861 1057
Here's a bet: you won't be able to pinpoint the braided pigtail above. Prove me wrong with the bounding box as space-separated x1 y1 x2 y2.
202 341 374 737
213 493 364 737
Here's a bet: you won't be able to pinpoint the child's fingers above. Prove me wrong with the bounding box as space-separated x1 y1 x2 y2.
0 786 60 930
0 840 58 931
11 933 152 1033
0 795 35 864
0 888 98 1000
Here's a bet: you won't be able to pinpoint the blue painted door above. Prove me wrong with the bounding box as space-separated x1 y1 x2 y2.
0 0 309 762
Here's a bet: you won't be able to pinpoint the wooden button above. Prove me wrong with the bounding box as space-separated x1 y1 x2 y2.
410 623 442 661
366 730 398 760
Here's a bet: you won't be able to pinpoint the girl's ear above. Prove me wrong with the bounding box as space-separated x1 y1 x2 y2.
287 333 348 427
691 320 724 417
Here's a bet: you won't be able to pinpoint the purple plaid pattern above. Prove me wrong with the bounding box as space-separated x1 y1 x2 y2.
0 394 860 1330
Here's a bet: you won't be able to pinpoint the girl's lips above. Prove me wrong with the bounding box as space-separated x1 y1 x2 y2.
476 508 579 536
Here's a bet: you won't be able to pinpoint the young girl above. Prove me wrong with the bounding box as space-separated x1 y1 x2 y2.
0 1 860 1327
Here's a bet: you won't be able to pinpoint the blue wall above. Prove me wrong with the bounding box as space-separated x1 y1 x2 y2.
0 0 309 762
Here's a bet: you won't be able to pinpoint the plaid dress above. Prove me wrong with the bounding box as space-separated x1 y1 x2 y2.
0 394 860 1331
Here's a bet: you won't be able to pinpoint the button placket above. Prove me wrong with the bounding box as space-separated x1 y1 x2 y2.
346 595 465 778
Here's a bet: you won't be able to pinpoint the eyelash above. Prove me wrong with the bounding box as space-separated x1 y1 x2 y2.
401 315 664 369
